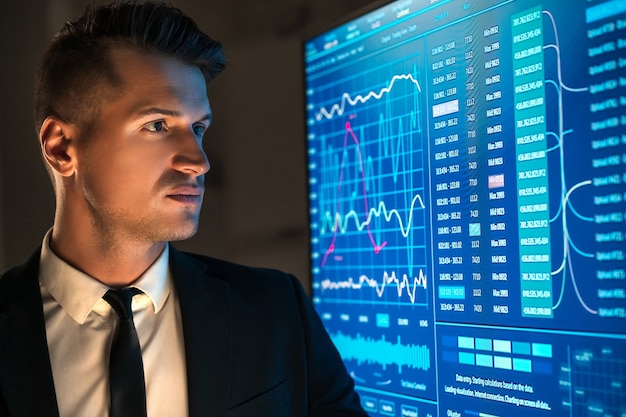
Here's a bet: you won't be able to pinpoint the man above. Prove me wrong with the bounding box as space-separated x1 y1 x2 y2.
0 1 367 416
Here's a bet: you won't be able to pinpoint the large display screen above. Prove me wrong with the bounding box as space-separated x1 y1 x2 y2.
303 0 626 415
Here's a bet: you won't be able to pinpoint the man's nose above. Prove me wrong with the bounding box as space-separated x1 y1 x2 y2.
171 130 210 176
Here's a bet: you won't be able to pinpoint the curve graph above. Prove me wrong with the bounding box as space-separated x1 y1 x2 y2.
319 121 427 269
307 54 428 308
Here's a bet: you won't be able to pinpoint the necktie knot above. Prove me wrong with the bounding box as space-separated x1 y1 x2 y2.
104 288 142 320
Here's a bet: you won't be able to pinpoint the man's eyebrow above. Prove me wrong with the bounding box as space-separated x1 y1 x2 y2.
134 107 212 122
135 107 181 117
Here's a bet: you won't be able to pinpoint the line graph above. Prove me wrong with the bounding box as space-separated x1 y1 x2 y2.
320 121 389 267
308 53 428 307
319 121 427 268
320 269 428 305
321 192 426 238
315 73 422 121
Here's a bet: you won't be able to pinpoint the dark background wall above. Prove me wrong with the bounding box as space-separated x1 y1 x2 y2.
0 0 373 288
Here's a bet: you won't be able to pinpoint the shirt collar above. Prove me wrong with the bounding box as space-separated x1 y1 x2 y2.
39 229 172 324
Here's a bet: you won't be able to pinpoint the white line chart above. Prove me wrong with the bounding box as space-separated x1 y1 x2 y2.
321 269 428 305
315 73 422 121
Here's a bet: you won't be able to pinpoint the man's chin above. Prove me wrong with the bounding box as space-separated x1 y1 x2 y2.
155 215 201 242
165 222 200 242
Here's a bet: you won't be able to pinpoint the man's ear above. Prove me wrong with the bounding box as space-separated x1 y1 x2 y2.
40 117 78 177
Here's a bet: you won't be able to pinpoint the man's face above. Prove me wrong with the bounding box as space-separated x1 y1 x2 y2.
72 46 211 244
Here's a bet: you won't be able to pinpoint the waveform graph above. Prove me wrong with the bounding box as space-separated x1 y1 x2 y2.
307 51 430 308
327 328 436 400
331 331 431 375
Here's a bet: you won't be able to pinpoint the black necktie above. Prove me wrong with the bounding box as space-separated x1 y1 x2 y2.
103 288 148 417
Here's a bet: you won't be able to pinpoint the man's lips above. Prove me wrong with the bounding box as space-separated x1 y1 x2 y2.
166 186 204 204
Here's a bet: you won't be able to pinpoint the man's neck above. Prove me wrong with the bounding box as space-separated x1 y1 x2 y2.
49 227 166 288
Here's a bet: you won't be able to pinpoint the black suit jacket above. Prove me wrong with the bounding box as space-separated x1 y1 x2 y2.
0 246 367 416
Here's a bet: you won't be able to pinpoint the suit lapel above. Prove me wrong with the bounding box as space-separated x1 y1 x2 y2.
0 248 59 417
169 247 232 417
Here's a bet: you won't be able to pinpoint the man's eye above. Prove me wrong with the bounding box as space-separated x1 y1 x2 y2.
192 124 206 136
145 120 166 132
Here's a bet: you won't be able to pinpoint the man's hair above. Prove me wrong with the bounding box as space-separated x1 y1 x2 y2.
34 0 226 131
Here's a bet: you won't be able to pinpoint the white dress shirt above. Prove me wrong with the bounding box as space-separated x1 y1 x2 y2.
39 230 189 417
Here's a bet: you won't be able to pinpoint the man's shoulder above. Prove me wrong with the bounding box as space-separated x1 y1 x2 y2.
170 247 299 289
0 247 41 284
170 248 309 309
0 247 41 279
0 248 41 307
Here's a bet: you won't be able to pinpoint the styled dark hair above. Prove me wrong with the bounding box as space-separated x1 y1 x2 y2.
34 0 226 131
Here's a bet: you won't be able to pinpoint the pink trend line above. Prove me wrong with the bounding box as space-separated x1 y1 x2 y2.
321 121 387 267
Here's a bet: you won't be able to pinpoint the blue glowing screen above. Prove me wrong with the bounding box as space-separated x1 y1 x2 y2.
304 0 626 415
